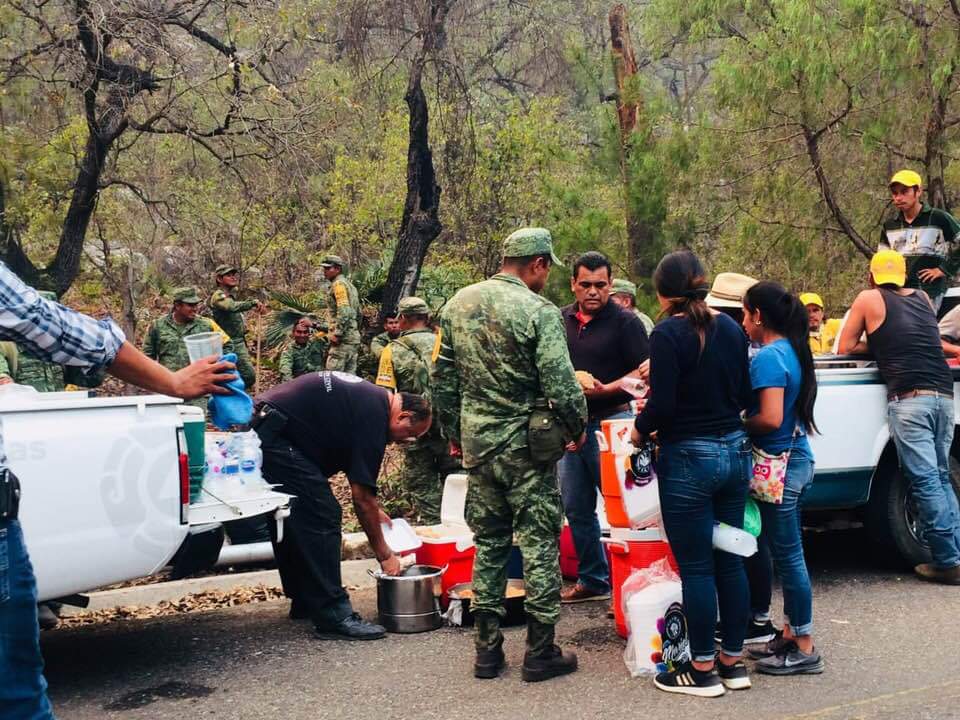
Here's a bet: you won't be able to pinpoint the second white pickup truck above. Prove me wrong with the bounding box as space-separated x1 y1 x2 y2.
806 362 960 566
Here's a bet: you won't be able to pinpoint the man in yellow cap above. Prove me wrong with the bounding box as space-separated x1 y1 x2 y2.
880 170 960 313
839 249 960 585
799 292 840 355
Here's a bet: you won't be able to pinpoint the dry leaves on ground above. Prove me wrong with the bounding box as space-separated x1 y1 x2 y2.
58 585 284 628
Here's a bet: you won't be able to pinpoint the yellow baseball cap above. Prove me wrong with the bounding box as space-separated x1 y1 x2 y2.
870 249 907 287
799 292 823 308
889 170 922 188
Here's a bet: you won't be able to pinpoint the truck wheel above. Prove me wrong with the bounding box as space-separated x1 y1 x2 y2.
867 439 960 568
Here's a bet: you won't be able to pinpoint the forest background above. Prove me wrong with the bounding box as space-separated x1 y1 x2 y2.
3 0 960 344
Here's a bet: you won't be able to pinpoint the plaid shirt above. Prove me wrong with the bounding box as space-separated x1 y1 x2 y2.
0 262 126 470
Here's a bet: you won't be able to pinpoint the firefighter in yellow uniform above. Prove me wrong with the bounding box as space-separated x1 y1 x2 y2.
801 292 840 355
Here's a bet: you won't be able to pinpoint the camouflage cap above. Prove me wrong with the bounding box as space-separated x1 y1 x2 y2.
215 264 239 276
172 286 201 304
611 278 637 297
397 296 431 316
37 290 58 302
319 254 345 268
502 227 562 266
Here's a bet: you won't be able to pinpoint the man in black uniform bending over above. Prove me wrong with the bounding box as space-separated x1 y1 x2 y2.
253 371 432 639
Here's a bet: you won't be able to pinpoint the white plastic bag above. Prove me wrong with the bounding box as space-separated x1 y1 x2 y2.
622 558 690 677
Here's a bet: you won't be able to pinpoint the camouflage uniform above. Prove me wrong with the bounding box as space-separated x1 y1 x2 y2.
433 229 586 646
279 337 329 382
144 288 229 410
0 341 15 381
210 265 258 389
375 297 457 524
611 278 655 335
369 331 394 364
321 255 361 374
13 292 104 392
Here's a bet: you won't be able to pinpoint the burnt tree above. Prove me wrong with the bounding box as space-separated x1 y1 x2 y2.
378 0 451 323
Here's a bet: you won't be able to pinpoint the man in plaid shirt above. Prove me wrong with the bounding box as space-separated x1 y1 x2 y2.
0 261 235 719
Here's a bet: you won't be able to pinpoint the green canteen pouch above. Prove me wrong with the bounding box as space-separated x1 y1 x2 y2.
528 399 566 464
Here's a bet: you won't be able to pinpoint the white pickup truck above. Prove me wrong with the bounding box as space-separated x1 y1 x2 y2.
806 361 960 566
1 388 290 602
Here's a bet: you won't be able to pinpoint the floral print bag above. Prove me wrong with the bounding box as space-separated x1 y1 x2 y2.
750 446 789 504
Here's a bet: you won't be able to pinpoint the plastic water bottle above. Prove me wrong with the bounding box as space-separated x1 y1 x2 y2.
712 522 758 557
239 433 263 494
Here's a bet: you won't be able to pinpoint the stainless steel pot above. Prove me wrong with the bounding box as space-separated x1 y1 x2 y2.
370 564 445 634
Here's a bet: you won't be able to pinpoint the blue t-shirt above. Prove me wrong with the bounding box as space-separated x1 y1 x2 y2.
749 339 812 455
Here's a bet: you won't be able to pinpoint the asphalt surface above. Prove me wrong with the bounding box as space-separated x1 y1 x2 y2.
42 529 960 720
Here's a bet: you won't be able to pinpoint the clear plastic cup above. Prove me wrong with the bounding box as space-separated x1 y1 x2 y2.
183 332 223 362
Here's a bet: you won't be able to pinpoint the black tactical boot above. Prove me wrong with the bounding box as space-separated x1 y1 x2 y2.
474 611 506 679
521 618 577 682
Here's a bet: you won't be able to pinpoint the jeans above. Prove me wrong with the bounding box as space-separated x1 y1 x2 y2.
559 413 632 593
0 519 55 720
745 535 772 620
658 431 751 662
887 394 960 569
756 448 815 635
256 412 353 625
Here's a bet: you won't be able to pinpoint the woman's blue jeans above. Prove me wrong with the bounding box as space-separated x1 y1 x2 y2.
756 449 815 636
658 431 751 662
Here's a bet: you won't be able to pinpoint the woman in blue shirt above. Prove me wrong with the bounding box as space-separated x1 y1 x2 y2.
742 281 824 675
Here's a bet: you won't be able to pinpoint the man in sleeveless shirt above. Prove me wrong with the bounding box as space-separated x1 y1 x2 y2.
839 249 960 584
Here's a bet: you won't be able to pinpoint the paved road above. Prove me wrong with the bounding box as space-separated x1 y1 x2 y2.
43 530 960 720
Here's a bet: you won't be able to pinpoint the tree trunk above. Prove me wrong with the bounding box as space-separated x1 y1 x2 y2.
46 129 112 295
802 125 872 258
0 177 37 282
378 0 449 324
609 4 654 280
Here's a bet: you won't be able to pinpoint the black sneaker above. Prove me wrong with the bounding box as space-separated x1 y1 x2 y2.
715 618 777 645
743 619 777 645
313 613 386 641
747 630 791 660
653 661 725 698
717 660 751 690
755 646 824 675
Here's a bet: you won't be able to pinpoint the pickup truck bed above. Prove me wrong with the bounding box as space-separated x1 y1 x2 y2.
1 389 289 601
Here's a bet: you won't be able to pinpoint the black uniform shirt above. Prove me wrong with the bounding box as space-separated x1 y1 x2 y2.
258 372 390 490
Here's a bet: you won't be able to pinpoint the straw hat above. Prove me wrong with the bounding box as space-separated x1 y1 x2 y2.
705 273 758 309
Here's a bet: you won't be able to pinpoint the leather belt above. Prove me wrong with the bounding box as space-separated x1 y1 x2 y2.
589 403 632 423
887 388 954 402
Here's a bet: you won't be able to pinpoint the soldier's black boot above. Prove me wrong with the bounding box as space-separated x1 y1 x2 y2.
474 611 506 679
521 618 578 682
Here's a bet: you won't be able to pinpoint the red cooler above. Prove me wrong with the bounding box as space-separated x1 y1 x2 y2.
604 527 679 638
413 473 474 606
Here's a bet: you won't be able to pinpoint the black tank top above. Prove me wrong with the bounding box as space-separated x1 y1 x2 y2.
867 288 953 396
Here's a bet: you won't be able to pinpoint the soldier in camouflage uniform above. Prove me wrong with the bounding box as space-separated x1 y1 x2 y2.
611 278 655 335
210 264 263 389
0 341 16 385
374 297 459 524
144 287 231 411
12 292 105 392
369 312 401 364
279 318 329 382
433 228 587 683
320 254 361 374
